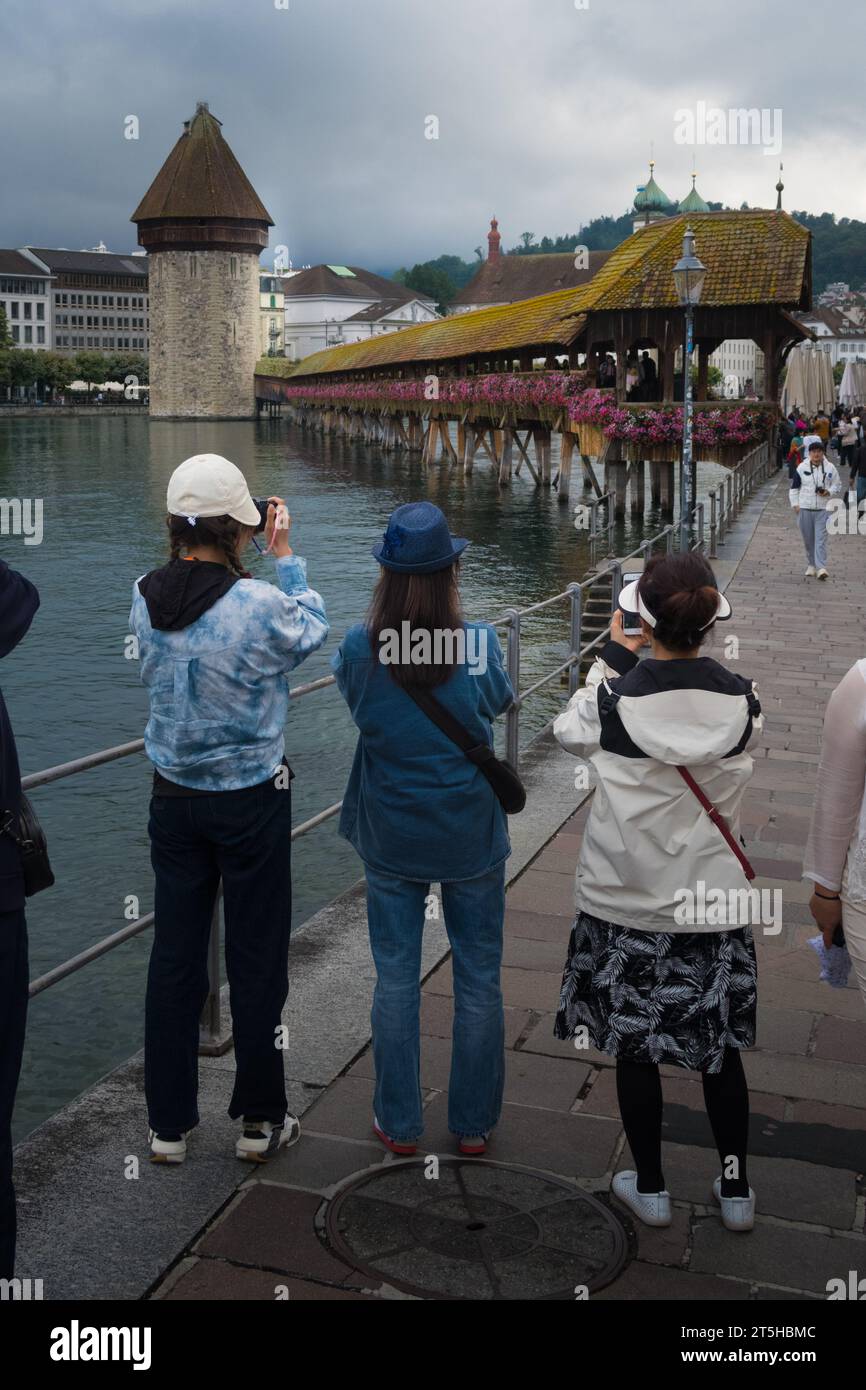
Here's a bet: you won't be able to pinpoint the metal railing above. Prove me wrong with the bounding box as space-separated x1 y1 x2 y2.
24 442 775 1051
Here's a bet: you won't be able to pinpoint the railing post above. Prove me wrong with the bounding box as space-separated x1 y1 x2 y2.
199 888 233 1057
610 560 623 612
504 609 520 768
695 500 705 552
567 583 583 696
709 488 718 558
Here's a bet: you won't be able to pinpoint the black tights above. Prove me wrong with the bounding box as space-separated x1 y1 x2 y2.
615 1047 750 1197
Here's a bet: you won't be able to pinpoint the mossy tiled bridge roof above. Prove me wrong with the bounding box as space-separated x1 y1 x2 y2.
256 211 811 386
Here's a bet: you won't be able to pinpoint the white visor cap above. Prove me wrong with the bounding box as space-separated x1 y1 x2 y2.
618 577 732 631
166 453 261 528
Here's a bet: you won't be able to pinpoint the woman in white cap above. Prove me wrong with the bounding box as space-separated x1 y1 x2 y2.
553 550 763 1233
130 453 329 1165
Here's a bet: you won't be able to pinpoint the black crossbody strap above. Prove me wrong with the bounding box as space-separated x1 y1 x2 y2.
403 685 494 765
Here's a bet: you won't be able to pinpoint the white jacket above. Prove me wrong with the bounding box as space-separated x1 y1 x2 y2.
553 642 763 933
789 456 841 511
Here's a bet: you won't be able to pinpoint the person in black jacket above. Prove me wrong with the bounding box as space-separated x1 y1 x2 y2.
0 559 39 1278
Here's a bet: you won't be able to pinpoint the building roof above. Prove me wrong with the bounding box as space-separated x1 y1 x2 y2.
452 250 610 307
795 306 866 338
281 263 434 303
279 210 810 380
0 250 51 277
131 102 272 225
28 248 148 277
343 298 429 323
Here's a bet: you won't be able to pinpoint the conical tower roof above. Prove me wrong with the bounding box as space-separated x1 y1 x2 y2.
679 173 709 214
633 162 675 215
131 102 272 225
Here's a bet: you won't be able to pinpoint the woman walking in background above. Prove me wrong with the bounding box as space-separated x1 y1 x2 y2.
131 453 328 1166
553 552 763 1233
804 659 866 1016
333 502 514 1157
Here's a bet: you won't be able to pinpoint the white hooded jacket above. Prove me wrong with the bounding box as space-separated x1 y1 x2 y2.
553 641 763 933
789 455 841 511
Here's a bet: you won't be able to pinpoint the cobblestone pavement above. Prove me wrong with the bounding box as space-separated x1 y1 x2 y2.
155 477 866 1301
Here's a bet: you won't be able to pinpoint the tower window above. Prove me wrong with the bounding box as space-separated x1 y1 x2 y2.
230 257 238 279
189 254 198 279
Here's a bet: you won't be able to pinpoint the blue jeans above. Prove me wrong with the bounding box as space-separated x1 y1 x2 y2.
146 778 293 1133
364 863 506 1143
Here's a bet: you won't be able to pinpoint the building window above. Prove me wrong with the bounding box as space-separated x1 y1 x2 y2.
24 326 32 343
189 254 198 279
9 302 18 318
230 256 238 279
37 327 45 344
11 325 19 342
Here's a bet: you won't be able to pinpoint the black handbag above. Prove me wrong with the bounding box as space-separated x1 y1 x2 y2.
404 685 526 814
1 794 55 896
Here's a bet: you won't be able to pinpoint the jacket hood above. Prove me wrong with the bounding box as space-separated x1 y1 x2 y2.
600 656 761 766
137 560 240 632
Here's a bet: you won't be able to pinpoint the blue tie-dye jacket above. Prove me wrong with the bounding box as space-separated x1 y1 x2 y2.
130 556 329 790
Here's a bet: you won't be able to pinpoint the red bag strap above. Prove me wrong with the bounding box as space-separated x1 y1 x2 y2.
676 765 756 883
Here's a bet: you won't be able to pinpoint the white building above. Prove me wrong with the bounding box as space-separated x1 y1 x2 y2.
0 250 53 349
708 338 765 396
792 307 866 366
282 264 437 361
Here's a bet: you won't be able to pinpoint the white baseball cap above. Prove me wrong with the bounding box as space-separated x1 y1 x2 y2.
166 453 261 527
619 577 732 630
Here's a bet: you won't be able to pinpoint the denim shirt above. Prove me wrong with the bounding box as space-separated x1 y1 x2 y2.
332 621 513 881
131 556 329 790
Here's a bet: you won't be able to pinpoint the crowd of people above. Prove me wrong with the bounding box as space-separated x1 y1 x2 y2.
1 448 866 1279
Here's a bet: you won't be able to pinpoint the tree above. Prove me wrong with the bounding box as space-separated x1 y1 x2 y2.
0 306 11 349
519 232 536 252
403 264 458 314
72 350 110 396
474 246 483 261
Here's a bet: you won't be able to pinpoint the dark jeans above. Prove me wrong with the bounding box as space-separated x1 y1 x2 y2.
145 779 293 1133
0 908 28 1278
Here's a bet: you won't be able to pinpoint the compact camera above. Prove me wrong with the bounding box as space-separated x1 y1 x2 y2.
253 498 273 532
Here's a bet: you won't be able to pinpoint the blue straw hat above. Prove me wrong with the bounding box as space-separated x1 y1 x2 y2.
372 502 469 574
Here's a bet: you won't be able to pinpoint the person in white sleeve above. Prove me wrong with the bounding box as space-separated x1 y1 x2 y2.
803 659 866 1015
790 440 841 580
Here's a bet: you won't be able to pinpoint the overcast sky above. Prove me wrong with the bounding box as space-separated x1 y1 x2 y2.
2 0 864 273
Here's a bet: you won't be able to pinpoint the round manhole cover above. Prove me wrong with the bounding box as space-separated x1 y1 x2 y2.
325 1159 629 1300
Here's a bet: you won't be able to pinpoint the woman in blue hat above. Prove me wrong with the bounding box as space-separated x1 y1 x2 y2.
332 502 515 1156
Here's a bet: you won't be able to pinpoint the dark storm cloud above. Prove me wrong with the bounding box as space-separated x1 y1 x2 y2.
2 0 863 271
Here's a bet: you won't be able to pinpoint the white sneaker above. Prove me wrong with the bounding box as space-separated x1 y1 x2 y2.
804 565 816 578
712 1176 756 1231
816 568 828 580
236 1114 301 1163
148 1129 188 1165
611 1169 672 1227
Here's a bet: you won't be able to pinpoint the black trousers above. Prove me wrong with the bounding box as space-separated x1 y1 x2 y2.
145 779 292 1134
0 908 28 1278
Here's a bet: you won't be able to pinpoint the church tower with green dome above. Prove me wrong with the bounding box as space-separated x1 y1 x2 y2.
632 161 677 232
678 172 710 215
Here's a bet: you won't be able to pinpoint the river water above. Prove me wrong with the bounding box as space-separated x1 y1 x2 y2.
0 414 728 1138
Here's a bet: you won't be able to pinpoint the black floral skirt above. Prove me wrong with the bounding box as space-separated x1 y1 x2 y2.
554 911 757 1073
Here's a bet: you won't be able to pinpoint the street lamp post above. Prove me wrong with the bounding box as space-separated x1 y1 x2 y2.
673 227 707 551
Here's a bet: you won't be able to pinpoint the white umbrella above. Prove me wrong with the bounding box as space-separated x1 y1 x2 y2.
839 361 866 407
816 349 836 413
781 346 807 415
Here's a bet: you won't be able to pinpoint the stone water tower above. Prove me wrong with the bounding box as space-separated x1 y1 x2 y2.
131 102 273 418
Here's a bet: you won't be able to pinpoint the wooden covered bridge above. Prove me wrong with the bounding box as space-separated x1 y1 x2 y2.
255 210 811 515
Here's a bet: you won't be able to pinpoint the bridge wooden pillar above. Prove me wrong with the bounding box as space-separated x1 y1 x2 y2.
558 432 575 505
533 427 552 486
657 460 675 516
605 456 629 518
498 428 513 487
628 460 645 516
